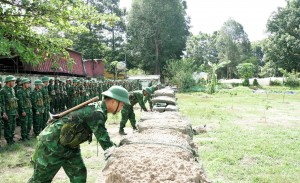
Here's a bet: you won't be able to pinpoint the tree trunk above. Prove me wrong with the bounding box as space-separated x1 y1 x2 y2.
154 38 160 74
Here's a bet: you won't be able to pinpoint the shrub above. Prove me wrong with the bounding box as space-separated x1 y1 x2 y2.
242 78 250 86
253 79 259 86
270 80 282 86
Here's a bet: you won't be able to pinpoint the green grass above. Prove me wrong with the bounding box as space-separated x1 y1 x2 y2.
177 86 300 183
0 86 299 183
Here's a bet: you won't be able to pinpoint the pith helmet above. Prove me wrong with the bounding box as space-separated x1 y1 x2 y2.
143 87 153 94
41 76 50 82
16 77 22 83
102 86 130 105
34 79 43 85
21 78 31 84
5 75 16 82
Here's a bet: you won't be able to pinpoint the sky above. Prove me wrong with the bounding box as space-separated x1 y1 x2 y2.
119 0 287 42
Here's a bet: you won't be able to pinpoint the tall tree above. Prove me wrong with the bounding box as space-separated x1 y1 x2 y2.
69 0 126 62
127 0 189 74
216 18 251 78
265 0 300 72
0 0 109 65
186 32 218 72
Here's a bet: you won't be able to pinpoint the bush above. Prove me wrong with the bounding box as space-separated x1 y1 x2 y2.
284 74 300 88
270 80 282 86
242 78 250 86
253 79 259 86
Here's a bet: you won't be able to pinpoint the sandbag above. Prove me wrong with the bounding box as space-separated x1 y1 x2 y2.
153 87 175 98
103 144 211 183
152 96 177 105
165 104 179 112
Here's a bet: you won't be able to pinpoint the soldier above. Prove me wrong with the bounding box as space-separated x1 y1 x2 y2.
48 79 55 113
54 78 60 113
28 86 130 183
1 75 18 145
16 78 32 141
60 81 67 111
41 76 51 130
66 78 72 109
119 89 150 135
31 79 44 136
143 87 155 111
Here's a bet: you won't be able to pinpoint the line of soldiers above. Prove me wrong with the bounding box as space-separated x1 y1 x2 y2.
0 75 144 146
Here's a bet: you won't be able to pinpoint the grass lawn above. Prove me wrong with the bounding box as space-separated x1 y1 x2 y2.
0 86 299 183
177 86 300 183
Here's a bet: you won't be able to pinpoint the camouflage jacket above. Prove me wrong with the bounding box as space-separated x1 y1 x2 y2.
41 86 51 105
31 88 44 113
0 85 18 115
129 90 147 111
38 102 113 152
16 87 32 112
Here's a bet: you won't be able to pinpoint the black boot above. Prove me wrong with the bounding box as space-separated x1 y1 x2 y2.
119 129 127 135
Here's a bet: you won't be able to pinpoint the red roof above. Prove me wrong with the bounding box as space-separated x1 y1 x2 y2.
22 49 85 76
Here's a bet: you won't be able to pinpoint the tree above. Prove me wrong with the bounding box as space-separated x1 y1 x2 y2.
127 0 189 74
68 0 126 62
216 18 251 78
265 0 300 72
186 32 218 72
0 0 111 65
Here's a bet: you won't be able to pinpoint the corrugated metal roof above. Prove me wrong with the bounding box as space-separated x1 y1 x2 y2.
22 49 85 76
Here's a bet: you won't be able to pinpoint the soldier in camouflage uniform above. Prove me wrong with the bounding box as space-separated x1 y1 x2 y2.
31 79 45 136
54 78 60 113
119 89 150 135
28 86 130 183
16 78 32 141
41 76 51 130
48 79 55 113
1 75 18 145
143 87 155 111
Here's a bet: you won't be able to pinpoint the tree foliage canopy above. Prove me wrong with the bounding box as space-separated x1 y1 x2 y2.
265 0 300 72
0 0 114 65
127 0 189 74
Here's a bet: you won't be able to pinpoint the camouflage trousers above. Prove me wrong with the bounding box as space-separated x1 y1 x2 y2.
20 109 33 140
120 104 137 130
33 113 43 136
28 142 87 183
4 114 16 144
43 105 50 130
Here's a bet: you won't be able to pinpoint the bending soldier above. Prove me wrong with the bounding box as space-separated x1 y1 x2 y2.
28 86 130 183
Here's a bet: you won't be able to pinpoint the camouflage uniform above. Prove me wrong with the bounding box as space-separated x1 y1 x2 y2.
48 79 55 113
41 77 51 130
119 90 147 134
32 81 45 136
16 79 33 140
28 102 114 183
1 79 18 144
54 79 60 113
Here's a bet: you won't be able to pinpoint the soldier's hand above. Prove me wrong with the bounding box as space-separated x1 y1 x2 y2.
22 112 26 117
3 113 8 120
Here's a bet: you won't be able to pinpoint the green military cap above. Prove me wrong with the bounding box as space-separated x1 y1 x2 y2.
55 77 60 81
72 78 78 83
21 78 31 84
102 86 130 105
41 76 50 82
5 75 16 82
143 87 153 94
66 78 72 81
16 77 22 82
34 79 43 85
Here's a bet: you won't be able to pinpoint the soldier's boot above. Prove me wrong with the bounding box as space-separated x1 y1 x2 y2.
119 129 127 135
133 126 138 132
